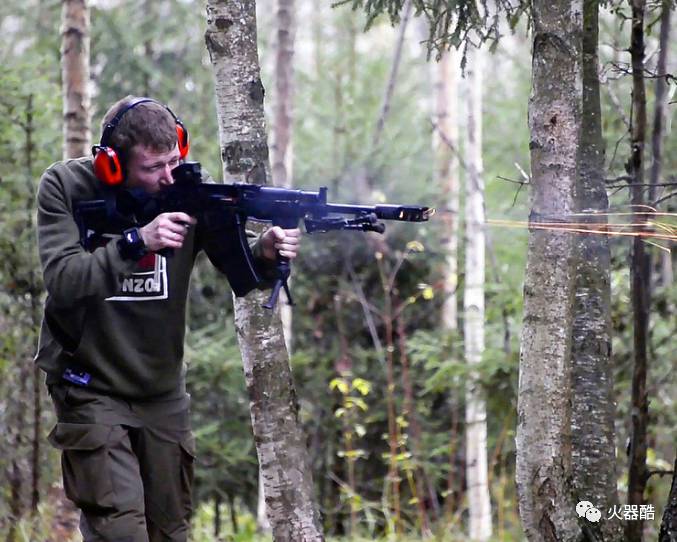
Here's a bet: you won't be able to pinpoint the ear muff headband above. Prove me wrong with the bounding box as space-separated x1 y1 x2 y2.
92 98 190 186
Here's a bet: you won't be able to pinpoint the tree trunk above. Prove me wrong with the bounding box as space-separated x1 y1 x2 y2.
257 1 297 526
6 357 30 542
435 47 460 344
213 493 222 538
272 0 295 354
649 0 670 205
256 468 271 533
60 0 91 159
433 42 462 525
515 1 583 540
58 6 90 524
271 0 294 190
649 1 672 287
570 1 623 540
26 95 42 516
463 42 492 542
204 2 323 540
626 2 650 541
659 456 677 542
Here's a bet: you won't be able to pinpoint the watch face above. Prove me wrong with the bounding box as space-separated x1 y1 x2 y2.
125 228 141 245
120 227 147 261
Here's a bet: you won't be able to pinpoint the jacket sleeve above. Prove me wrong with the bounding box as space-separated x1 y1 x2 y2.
37 165 138 307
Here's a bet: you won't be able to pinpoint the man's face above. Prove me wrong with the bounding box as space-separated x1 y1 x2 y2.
125 144 181 193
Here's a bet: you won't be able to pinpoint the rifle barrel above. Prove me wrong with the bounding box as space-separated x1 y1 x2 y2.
324 203 432 222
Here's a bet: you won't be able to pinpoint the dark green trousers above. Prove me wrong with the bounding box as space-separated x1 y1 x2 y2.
47 384 195 542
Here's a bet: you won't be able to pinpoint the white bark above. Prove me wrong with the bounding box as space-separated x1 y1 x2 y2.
434 47 460 334
257 468 271 532
463 43 492 542
60 0 91 159
205 2 323 540
432 33 461 525
271 0 295 354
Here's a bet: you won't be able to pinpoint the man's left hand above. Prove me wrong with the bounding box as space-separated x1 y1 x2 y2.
260 227 302 261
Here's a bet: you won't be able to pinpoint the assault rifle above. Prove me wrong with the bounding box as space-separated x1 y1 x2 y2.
75 162 434 309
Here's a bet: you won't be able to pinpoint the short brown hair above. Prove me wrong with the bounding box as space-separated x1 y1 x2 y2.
100 96 178 160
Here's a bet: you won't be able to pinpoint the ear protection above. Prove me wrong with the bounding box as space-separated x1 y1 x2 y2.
92 98 190 186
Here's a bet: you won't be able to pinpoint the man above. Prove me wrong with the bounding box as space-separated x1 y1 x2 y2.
35 96 300 541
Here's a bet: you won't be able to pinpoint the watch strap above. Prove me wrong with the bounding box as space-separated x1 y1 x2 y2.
118 227 148 260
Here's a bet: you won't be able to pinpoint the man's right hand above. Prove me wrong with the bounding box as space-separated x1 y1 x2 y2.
139 212 197 252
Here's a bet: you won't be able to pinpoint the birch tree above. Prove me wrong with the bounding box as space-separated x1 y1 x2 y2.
515 1 584 539
50 0 91 532
271 0 295 191
60 0 91 158
433 41 461 524
570 1 623 539
272 0 295 352
434 48 460 363
257 0 296 529
204 2 323 540
463 42 492 542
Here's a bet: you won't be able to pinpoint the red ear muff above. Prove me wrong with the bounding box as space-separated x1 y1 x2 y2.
92 146 124 186
94 98 189 185
176 122 190 159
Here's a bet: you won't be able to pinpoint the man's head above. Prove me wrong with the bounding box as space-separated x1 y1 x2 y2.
94 96 189 192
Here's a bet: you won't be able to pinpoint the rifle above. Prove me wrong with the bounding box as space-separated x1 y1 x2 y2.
75 161 434 309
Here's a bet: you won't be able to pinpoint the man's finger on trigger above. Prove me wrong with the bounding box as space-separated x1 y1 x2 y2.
175 213 197 224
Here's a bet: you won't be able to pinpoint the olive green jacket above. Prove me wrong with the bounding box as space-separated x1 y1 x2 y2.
35 157 269 399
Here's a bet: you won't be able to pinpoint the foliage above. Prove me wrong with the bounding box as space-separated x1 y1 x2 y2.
0 53 62 531
334 0 529 61
185 309 260 513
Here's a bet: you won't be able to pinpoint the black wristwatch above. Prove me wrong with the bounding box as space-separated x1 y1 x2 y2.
117 227 148 260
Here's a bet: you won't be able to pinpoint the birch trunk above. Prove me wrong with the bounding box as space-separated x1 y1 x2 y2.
60 0 91 159
433 43 462 522
256 469 271 533
515 1 583 540
271 0 295 354
463 43 492 542
205 2 323 540
435 47 460 342
570 1 623 540
271 0 294 190
58 9 90 528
